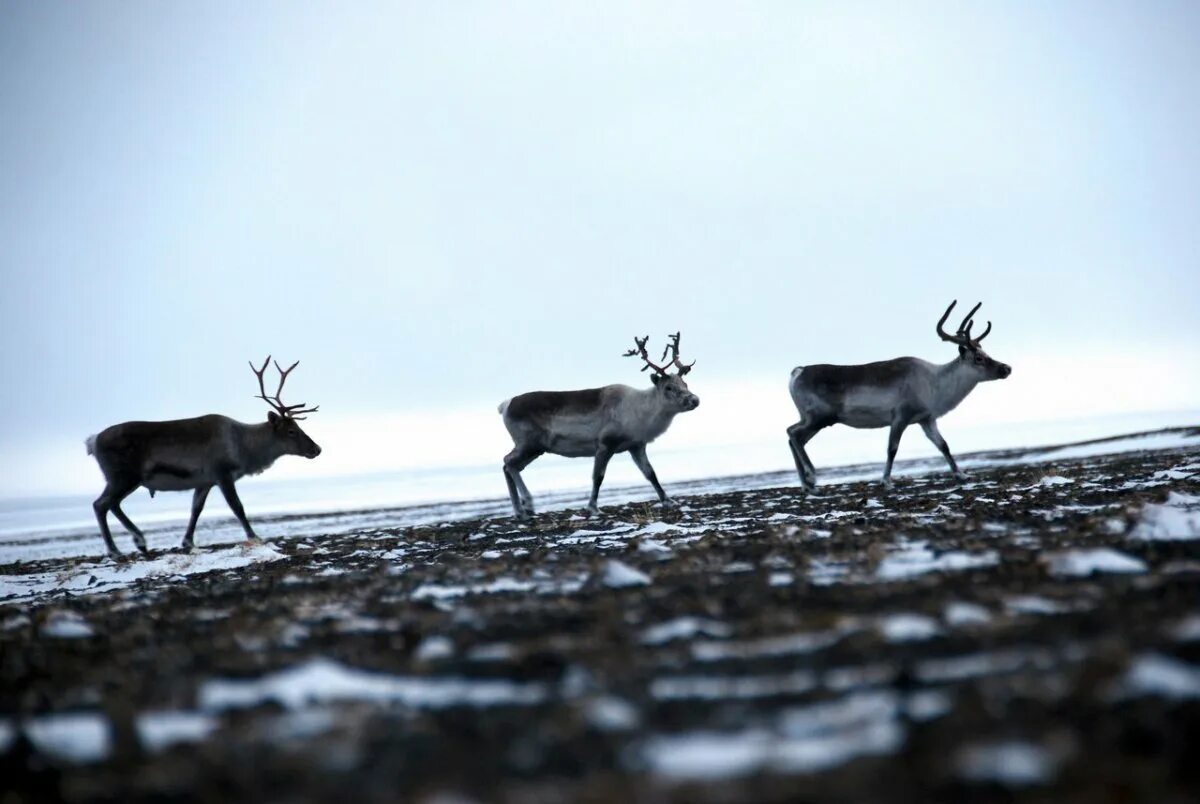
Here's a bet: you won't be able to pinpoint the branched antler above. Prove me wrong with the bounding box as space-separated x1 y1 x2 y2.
623 336 670 375
936 301 992 349
624 333 694 376
661 332 695 375
249 356 320 419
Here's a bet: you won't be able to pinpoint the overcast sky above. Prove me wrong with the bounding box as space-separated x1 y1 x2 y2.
2 2 1198 497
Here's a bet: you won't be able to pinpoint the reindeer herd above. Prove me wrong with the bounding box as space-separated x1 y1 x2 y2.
86 301 1010 558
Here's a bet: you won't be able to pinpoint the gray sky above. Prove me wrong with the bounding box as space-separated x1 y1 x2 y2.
2 1 1198 497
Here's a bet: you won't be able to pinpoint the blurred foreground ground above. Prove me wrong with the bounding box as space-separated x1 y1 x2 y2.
2 427 1199 802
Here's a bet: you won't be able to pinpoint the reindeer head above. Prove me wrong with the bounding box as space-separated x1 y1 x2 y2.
250 356 323 458
624 332 701 412
936 301 1012 382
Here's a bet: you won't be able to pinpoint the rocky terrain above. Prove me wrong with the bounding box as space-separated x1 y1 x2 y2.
2 427 1199 803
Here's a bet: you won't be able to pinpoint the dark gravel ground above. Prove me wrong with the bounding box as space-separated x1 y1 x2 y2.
2 428 1199 803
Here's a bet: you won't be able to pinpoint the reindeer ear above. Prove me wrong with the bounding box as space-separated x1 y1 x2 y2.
268 411 281 425
958 345 969 357
650 373 664 387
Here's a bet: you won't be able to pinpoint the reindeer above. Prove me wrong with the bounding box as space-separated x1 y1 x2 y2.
787 301 1011 491
498 333 700 519
85 358 321 558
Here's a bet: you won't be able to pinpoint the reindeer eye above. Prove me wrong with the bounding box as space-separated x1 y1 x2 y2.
288 429 297 437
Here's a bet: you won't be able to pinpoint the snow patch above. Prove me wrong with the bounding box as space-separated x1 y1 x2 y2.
1168 615 1200 642
944 602 992 626
1043 548 1146 577
641 617 732 646
583 696 640 732
1112 654 1200 700
41 610 94 638
137 711 218 751
199 658 547 711
641 691 902 779
692 627 852 662
875 541 998 581
1129 492 1200 541
415 636 455 661
878 613 941 642
1006 595 1071 616
603 560 651 588
957 741 1056 786
651 672 818 701
23 712 111 763
0 541 287 605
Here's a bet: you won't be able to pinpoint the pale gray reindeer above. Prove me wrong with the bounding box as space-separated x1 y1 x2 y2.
86 358 322 558
499 333 700 519
787 301 1011 490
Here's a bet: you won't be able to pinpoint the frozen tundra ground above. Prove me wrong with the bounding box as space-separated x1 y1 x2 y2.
2 426 1199 803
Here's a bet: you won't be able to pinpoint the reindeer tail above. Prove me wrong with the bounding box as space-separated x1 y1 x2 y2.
497 398 511 416
85 434 98 456
789 366 806 384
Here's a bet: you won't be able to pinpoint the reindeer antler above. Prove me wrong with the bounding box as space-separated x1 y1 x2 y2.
661 332 694 375
936 301 992 349
249 356 320 420
624 334 694 376
624 336 670 375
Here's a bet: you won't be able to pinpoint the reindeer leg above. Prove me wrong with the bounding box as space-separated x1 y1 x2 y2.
786 421 824 491
920 420 965 480
504 447 541 519
181 485 212 552
512 462 538 515
502 464 523 519
217 474 259 542
883 418 909 489
92 483 126 560
587 447 614 516
110 494 148 555
629 444 675 508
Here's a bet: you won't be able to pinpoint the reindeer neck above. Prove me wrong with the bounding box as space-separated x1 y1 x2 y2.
235 420 289 476
628 385 679 426
932 359 981 417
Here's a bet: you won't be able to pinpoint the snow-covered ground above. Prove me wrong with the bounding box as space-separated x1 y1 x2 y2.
2 424 1199 802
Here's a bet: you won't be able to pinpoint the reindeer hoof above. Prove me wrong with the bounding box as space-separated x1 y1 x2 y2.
107 549 123 562
660 497 679 509
953 471 969 482
586 506 600 518
179 543 194 555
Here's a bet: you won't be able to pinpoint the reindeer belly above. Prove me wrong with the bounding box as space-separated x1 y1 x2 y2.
837 388 898 429
142 461 208 492
546 436 598 458
540 415 603 458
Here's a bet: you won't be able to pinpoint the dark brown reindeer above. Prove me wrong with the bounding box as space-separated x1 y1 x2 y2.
499 333 700 519
86 358 321 558
787 301 1011 490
